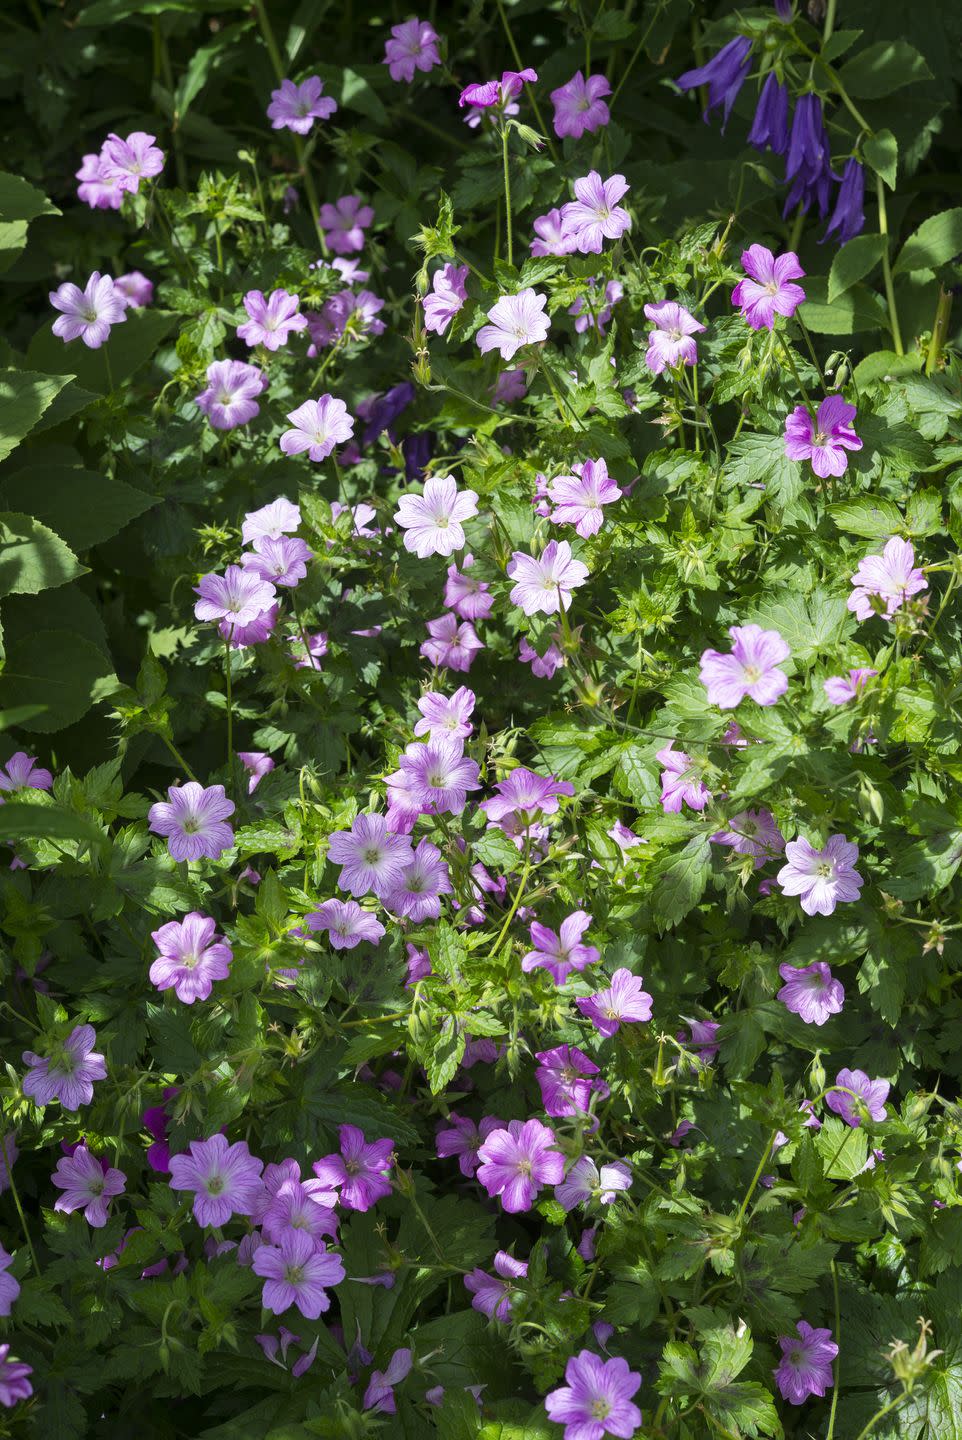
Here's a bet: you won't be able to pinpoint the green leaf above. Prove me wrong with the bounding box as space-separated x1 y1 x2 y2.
651 835 711 927
0 801 102 844
0 512 84 597
829 496 903 538
725 431 801 503
836 40 931 99
816 1118 868 1178
26 311 177 396
0 370 72 462
0 465 157 550
827 234 888 303
863 129 898 190
0 171 60 223
801 276 886 334
2 627 115 732
894 207 962 275
853 350 922 386
174 20 253 120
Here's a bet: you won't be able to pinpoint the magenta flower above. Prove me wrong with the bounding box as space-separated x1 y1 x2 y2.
644 300 705 374
826 1068 889 1127
777 833 863 916
386 737 481 818
785 396 862 478
194 359 267 431
267 76 336 133
657 742 711 812
423 263 468 335
464 1250 528 1320
262 1177 338 1246
535 1044 609 1118
531 208 579 257
420 613 484 671
22 1024 106 1111
149 912 232 1005
508 540 589 615
681 1019 720 1065
519 635 564 678
168 1134 265 1227
148 782 235 863
76 151 123 209
383 17 440 82
548 458 621 538
292 630 329 669
241 536 312 589
114 270 153 307
608 819 642 858
51 1144 126 1228
386 839 452 920
477 288 550 360
0 1248 18 1318
0 751 52 796
194 566 277 629
326 813 413 898
363 1347 413 1414
101 131 164 191
305 899 385 950
732 245 806 329
312 1124 394 1211
711 808 785 866
481 768 574 831
49 271 126 349
444 554 494 620
319 195 374 254
576 969 653 1036
823 667 877 704
522 911 599 985
774 1321 838 1404
569 278 623 335
848 537 927 622
415 687 475 742
561 171 631 254
550 70 611 138
252 1231 344 1318
700 624 790 708
280 394 354 462
460 68 537 110
778 962 844 1026
436 1114 505 1178
545 1351 642 1440
476 1118 564 1212
237 289 307 350
556 1156 632 1211
395 475 479 558
242 497 300 546
0 1347 32 1409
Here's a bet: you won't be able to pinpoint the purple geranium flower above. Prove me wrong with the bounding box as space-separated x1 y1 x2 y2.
311 1125 394 1211
576 969 653 1036
826 1068 889 1127
114 270 153 307
319 195 374 254
731 245 806 330
194 359 267 430
436 1114 505 1178
149 912 233 1004
778 962 845 1025
569 277 623 335
420 611 485 672
267 76 336 133
168 1134 265 1227
395 475 479 558
0 751 52 796
327 813 412 898
464 1250 528 1320
748 72 790 154
476 1118 564 1212
519 634 564 678
774 1321 838 1404
241 535 312 588
531 207 578 257
644 300 705 373
545 1350 642 1440
477 288 550 360
561 171 631 254
101 131 164 192
444 555 494 620
386 737 481 819
280 394 354 461
784 396 862 478
0 1346 33 1409
676 35 752 128
535 1044 608 1117
242 497 300 546
148 782 235 863
848 537 927 622
0 1248 19 1318
194 566 277 629
550 70 611 139
305 899 385 950
776 833 863 916
481 767 574 832
49 271 126 349
548 459 621 538
522 911 599 985
700 624 790 708
414 687 476 742
384 838 451 921
423 262 468 335
237 289 307 350
76 150 123 209
51 1144 126 1228
460 68 537 110
555 1155 632 1211
252 1232 344 1318
658 742 711 812
22 1024 106 1111
383 17 441 82
507 540 589 615
711 808 785 866
823 667 877 704
363 1347 413 1414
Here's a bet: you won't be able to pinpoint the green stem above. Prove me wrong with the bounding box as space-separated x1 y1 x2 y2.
610 1 665 108
822 0 838 44
925 286 952 375
493 0 560 164
876 175 904 355
854 1393 908 1440
160 733 200 784
824 1124 856 1176
796 314 826 390
253 0 285 80
787 201 806 254
501 124 513 268
490 836 534 959
777 330 815 412
826 1260 842 1440
103 348 115 395
733 1129 777 1226
224 633 235 787
2 1135 40 1278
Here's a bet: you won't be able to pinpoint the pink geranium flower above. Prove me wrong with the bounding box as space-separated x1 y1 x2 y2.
732 244 806 329
326 813 412 898
777 962 844 1026
423 263 468 335
657 742 711 812
194 566 277 629
776 834 863 916
561 171 631 254
477 289 550 360
699 624 790 708
114 270 153 307
711 808 785 866
22 1025 106 1111
476 1118 564 1212
237 289 307 350
147 782 235 863
522 911 599 984
311 1125 394 1211
168 1134 265 1227
383 17 441 82
267 76 337 133
101 131 164 192
436 1114 505 1178
0 751 52 796
444 556 494 620
464 1250 528 1320
550 70 611 138
420 613 484 671
149 912 233 1004
535 1045 609 1117
547 458 621 538
76 151 123 209
306 898 385 950
414 687 476 741
242 497 301 546
507 540 589 615
252 1232 344 1318
545 1351 642 1439
784 396 862 478
0 1248 19 1317
823 667 877 703
395 475 478 558
319 195 374 254
49 271 126 349
848 537 927 621
555 1155 632 1210
51 1144 126 1228
774 1322 837 1405
644 300 705 374
530 208 578 257
826 1068 889 1127
519 635 564 678
576 969 653 1036
280 394 354 461
194 359 267 430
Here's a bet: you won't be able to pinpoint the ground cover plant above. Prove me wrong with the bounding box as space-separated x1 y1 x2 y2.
3 0 962 1435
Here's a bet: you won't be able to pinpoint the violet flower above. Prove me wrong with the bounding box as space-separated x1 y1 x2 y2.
194 359 267 430
784 93 834 218
475 1118 564 1212
22 1024 106 1111
51 1144 126 1228
545 1351 642 1440
168 1134 265 1227
776 834 863 916
311 1124 394 1211
149 912 233 1004
848 537 927 621
576 969 653 1036
49 271 126 349
464 1251 528 1320
824 156 865 244
774 1321 838 1404
644 300 705 373
267 76 336 133
550 70 611 139
522 911 599 984
732 244 806 330
676 35 752 129
826 1068 889 1127
784 396 862 478
748 72 790 154
700 624 790 708
777 962 844 1025
383 18 441 83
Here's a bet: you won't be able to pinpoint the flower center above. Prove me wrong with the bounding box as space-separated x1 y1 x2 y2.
813 431 828 446
742 664 761 683
181 949 200 970
816 861 834 879
517 1159 532 1177
344 1159 361 1176
363 847 382 865
284 1264 304 1285
83 306 99 323
590 1398 612 1420
89 1177 105 1196
206 1174 224 1195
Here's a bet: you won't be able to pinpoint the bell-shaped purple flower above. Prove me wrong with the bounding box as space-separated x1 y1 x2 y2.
748 73 790 155
823 157 866 245
676 36 753 130
784 94 834 218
